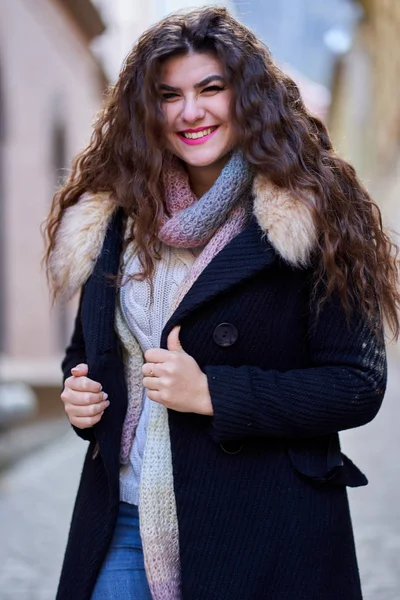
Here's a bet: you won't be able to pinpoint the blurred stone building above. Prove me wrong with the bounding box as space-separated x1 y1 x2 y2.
0 0 106 408
329 0 400 232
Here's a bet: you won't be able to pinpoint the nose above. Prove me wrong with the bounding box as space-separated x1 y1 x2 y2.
181 97 205 124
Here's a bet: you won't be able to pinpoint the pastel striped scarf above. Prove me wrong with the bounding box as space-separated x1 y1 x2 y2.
116 149 254 599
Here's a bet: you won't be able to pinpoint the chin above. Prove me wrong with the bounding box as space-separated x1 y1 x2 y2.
183 157 218 168
179 148 232 168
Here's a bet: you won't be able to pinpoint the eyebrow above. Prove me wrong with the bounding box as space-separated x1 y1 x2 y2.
158 74 226 92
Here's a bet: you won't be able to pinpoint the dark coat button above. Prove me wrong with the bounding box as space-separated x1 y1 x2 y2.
213 323 238 347
220 442 244 454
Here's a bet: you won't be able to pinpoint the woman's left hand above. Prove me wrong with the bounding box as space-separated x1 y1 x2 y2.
143 326 213 415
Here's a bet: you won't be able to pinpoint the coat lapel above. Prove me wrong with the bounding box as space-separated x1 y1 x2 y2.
160 216 277 347
81 208 124 358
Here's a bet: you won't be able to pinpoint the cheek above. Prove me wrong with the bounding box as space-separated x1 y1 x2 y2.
215 95 234 130
163 105 179 133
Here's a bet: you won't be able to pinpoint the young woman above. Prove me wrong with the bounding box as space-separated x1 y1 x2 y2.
44 7 399 600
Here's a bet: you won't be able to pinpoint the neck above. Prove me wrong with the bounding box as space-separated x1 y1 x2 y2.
184 153 231 198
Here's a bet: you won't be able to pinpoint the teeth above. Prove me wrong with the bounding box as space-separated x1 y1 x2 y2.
181 127 216 139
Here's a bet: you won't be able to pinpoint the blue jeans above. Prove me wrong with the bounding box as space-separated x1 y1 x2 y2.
91 502 152 600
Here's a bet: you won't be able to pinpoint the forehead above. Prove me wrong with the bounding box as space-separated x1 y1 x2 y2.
159 52 224 86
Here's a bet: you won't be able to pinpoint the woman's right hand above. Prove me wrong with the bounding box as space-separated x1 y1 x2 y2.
61 363 109 429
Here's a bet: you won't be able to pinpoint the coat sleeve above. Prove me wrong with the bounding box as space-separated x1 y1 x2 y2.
61 288 95 443
204 291 387 443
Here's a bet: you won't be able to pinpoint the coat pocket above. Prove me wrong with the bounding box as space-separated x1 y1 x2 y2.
287 434 368 488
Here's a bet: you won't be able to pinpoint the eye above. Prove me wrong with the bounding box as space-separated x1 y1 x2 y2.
161 92 180 101
202 85 225 94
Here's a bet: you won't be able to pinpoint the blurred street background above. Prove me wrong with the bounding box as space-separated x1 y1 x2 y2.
0 0 399 598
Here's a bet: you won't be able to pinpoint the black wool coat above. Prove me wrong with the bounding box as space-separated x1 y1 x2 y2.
52 187 386 600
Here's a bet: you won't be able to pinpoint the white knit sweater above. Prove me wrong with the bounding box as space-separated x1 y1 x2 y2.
119 243 201 505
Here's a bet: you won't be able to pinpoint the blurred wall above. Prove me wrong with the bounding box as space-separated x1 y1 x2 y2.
0 0 106 386
329 0 400 232
329 0 400 353
92 0 236 82
92 0 160 80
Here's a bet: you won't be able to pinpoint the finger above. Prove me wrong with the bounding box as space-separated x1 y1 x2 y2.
144 348 171 363
70 413 104 429
167 326 185 353
143 376 162 391
63 390 107 406
147 389 164 404
142 363 158 378
71 363 88 376
68 376 103 393
66 399 110 418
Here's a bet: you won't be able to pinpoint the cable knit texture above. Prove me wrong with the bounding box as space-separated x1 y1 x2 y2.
119 244 199 481
117 245 199 598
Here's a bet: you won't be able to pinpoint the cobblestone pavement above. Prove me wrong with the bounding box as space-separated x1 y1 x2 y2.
0 352 399 600
0 428 86 600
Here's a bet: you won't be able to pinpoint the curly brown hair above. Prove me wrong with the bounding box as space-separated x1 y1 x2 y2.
43 6 400 338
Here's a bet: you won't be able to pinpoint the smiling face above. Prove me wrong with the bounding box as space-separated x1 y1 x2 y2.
158 52 237 174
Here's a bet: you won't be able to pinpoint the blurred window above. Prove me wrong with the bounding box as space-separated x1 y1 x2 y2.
51 119 69 351
52 121 67 187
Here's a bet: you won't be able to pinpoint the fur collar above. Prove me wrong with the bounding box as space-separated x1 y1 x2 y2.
50 174 317 299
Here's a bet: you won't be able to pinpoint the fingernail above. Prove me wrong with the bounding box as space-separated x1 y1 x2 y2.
105 400 110 408
103 393 108 400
